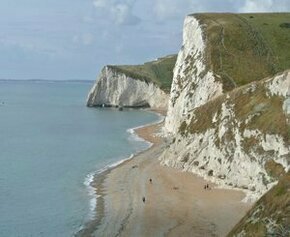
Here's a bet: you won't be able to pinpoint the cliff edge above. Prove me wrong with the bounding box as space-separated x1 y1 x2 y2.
87 55 176 110
161 13 290 235
165 13 290 135
86 12 290 236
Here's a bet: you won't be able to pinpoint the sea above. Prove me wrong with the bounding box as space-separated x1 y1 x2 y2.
0 80 159 237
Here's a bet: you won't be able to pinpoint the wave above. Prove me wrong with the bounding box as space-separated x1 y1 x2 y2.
83 154 135 221
126 111 164 146
83 173 98 220
81 111 164 227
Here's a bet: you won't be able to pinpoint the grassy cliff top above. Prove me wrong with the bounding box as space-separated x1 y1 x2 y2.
108 54 177 93
193 13 290 92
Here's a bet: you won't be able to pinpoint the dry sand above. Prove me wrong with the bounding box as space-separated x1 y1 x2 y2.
78 122 252 237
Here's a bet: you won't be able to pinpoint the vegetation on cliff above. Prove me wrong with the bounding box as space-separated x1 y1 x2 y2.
228 171 290 237
176 13 290 236
194 13 290 92
180 73 289 143
108 54 177 93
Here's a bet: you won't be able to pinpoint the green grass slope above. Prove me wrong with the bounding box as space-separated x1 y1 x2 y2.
227 172 290 237
184 13 290 236
108 54 177 93
178 70 290 236
194 13 290 92
179 71 290 153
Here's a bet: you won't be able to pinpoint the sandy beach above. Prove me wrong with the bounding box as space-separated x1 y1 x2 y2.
77 121 252 237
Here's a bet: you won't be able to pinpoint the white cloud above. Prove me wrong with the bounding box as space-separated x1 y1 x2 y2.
82 33 94 45
152 0 242 21
151 0 290 21
92 0 140 25
72 35 79 43
115 43 124 53
153 0 190 20
241 0 271 12
240 0 290 12
111 3 139 25
72 33 94 46
83 16 94 23
93 0 107 8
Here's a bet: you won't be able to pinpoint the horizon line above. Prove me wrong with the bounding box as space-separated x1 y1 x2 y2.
0 78 94 82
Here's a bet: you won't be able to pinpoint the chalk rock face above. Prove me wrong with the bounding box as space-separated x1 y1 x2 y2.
160 14 290 201
87 66 169 109
164 15 223 134
160 71 290 201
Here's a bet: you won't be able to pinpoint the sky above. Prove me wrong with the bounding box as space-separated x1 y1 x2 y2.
0 0 290 80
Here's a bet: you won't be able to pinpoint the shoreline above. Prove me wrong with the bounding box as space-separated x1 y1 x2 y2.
75 110 164 236
76 110 252 237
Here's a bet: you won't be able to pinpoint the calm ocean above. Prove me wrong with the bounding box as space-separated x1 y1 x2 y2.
0 81 159 237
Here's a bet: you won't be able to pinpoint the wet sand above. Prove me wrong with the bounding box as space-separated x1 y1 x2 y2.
77 122 252 237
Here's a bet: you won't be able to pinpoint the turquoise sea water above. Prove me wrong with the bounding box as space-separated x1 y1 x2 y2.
0 81 159 237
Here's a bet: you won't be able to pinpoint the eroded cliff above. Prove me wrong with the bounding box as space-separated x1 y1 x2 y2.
164 16 223 134
161 71 290 200
161 13 290 202
87 12 290 235
87 55 176 110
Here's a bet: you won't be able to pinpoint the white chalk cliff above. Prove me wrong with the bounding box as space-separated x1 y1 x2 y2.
87 14 290 202
87 66 169 110
160 15 290 201
164 16 223 135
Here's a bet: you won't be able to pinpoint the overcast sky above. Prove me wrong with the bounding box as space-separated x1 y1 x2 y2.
0 0 290 80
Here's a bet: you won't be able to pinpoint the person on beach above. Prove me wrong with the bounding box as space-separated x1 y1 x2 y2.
206 184 209 189
149 178 152 184
142 197 146 203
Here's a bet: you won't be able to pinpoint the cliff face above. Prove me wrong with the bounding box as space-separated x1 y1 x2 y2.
87 13 290 201
164 16 223 134
87 55 177 110
161 71 290 200
87 66 169 109
87 13 290 235
161 14 290 201
165 13 290 135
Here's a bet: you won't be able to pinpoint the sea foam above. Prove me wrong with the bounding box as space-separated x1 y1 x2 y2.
84 111 163 221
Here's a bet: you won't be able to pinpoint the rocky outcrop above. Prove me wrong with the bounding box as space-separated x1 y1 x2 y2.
160 13 290 201
160 71 290 201
87 66 169 110
164 15 223 134
86 12 290 236
87 13 290 203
